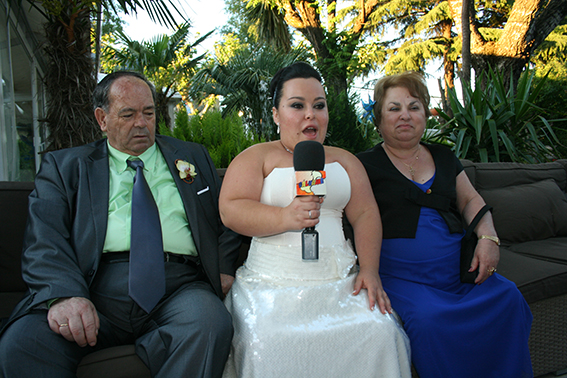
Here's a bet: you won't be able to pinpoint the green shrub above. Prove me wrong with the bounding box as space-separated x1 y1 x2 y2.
326 89 374 154
532 72 567 159
435 68 561 163
160 109 262 168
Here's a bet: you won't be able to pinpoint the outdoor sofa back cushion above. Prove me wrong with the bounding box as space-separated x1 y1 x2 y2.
480 179 567 244
471 161 567 191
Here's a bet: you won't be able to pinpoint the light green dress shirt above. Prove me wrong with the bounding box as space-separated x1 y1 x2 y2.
103 142 197 256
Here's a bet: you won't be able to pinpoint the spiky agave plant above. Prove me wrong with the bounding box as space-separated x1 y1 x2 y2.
435 68 561 163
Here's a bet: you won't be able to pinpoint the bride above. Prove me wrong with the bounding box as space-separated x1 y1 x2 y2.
219 62 411 378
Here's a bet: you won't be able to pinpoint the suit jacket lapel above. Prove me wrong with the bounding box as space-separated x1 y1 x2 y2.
156 137 203 250
86 140 110 258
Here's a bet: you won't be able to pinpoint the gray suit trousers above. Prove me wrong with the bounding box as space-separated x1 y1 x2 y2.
0 259 233 378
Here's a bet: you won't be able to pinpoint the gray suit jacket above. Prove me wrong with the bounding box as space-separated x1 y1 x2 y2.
5 135 240 327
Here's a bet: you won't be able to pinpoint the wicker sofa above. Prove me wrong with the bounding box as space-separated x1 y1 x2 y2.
461 159 567 377
1 159 567 377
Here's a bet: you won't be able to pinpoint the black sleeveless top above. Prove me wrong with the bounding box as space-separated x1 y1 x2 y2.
357 143 464 239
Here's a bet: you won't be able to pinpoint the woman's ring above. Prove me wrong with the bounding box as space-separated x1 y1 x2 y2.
308 210 312 219
487 267 497 275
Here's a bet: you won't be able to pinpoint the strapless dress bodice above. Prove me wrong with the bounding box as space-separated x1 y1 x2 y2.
257 162 350 247
245 162 356 281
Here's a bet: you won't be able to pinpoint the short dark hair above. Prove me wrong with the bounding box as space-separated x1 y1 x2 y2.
93 71 157 112
269 62 323 109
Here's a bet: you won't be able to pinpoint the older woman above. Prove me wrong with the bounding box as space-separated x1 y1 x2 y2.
357 71 533 378
220 62 410 377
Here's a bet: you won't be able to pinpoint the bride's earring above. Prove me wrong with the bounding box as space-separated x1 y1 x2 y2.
277 122 280 134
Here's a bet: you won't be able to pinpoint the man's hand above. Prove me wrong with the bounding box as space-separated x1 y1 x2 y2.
47 297 99 347
220 273 235 297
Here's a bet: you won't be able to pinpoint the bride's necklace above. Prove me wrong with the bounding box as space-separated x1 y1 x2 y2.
280 141 293 154
384 144 421 180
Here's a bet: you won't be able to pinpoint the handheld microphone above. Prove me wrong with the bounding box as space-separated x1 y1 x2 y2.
293 141 326 261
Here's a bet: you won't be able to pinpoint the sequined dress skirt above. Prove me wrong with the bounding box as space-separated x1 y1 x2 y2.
222 236 411 378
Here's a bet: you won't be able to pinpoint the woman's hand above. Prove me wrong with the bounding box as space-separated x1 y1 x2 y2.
470 239 500 284
456 171 500 285
282 195 324 231
353 269 392 314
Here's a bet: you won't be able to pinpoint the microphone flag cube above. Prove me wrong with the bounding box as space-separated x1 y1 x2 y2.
295 170 327 196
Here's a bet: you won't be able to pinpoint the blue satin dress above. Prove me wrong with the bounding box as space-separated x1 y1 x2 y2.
380 175 533 378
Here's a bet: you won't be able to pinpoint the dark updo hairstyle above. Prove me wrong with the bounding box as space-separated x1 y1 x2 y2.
269 62 323 109
372 71 431 129
93 71 157 112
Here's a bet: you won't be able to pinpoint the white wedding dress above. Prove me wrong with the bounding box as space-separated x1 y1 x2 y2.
222 162 411 378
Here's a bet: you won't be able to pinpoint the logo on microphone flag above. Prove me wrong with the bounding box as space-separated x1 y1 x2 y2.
296 170 327 196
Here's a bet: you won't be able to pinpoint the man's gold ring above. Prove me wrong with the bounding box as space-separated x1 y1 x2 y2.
59 323 68 327
487 267 497 275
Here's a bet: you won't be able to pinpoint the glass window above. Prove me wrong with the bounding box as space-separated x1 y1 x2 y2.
33 66 46 169
0 3 45 181
0 4 17 181
11 22 35 181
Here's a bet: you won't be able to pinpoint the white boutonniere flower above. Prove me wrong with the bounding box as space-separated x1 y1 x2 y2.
175 159 197 183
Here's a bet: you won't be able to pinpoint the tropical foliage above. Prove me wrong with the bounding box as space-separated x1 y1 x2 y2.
189 42 310 141
216 0 567 157
235 0 567 95
531 60 567 159
159 109 262 168
24 0 567 162
434 68 562 163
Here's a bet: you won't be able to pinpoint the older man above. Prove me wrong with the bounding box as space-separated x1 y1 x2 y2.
0 71 240 377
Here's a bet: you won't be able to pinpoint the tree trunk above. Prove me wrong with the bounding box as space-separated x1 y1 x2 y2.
94 1 102 75
448 0 567 92
43 1 101 152
441 19 454 116
156 92 173 131
460 0 471 89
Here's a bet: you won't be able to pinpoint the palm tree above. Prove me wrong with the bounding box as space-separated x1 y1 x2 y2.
103 23 213 127
189 44 310 141
24 0 185 151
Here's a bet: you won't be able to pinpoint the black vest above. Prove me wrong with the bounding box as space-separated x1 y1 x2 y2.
357 143 464 239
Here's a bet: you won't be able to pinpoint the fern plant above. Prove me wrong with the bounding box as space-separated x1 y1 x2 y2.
435 68 561 163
